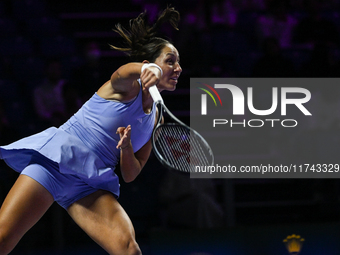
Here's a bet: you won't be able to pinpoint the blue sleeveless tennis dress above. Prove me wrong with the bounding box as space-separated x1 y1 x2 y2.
0 83 156 209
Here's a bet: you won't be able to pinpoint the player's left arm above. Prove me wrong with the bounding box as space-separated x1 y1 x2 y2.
118 135 152 183
117 108 163 182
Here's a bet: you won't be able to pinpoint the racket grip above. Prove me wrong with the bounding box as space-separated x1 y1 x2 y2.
149 85 164 103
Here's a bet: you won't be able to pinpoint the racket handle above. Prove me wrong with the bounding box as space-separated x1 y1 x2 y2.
149 85 164 104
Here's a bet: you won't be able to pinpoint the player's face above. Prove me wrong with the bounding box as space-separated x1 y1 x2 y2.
154 44 182 92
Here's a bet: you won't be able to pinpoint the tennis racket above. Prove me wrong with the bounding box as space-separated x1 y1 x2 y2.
149 85 214 173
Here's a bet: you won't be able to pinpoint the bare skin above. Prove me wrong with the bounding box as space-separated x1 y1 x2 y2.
0 44 182 255
0 175 54 255
67 190 141 255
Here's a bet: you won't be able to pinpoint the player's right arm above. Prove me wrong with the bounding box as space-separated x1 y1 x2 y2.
111 63 143 93
96 63 142 102
97 62 161 102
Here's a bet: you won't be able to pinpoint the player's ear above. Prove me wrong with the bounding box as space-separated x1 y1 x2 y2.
142 60 149 64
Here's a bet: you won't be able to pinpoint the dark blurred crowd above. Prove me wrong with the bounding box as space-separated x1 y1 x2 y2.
1 0 340 141
172 0 340 78
1 0 340 232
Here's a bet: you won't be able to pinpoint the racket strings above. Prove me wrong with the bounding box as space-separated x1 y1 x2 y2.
167 127 190 168
157 129 179 168
155 127 188 170
190 132 211 166
154 125 212 172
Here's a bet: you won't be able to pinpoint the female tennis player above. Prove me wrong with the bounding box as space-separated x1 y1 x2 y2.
0 7 181 255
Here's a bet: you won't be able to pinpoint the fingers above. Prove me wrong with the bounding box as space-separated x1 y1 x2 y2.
116 125 132 149
140 66 162 90
140 73 159 90
116 127 126 136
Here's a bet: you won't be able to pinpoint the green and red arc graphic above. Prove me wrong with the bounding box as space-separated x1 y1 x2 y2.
198 83 222 106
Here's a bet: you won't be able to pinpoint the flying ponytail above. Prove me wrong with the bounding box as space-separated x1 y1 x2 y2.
110 7 180 62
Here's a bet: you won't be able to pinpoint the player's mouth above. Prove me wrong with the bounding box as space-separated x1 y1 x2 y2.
170 76 179 83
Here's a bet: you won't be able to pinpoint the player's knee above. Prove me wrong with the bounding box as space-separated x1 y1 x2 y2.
0 229 16 255
126 239 142 255
113 238 141 255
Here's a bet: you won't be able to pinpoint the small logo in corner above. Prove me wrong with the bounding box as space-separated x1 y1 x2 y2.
283 234 305 255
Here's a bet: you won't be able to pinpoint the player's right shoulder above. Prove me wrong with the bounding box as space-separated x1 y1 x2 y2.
97 80 139 102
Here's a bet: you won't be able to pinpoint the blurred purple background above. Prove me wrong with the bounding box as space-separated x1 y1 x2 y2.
1 0 340 254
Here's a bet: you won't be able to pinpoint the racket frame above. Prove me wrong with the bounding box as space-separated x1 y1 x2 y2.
149 85 214 172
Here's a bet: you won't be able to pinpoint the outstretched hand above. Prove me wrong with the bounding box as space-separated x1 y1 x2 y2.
116 125 132 150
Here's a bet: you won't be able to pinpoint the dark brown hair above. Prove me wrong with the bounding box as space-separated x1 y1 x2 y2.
110 7 180 62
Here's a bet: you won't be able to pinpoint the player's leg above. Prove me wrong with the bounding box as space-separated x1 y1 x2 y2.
0 174 54 254
67 190 141 255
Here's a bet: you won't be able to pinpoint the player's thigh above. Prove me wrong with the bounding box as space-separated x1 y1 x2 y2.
0 174 54 252
67 190 140 255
